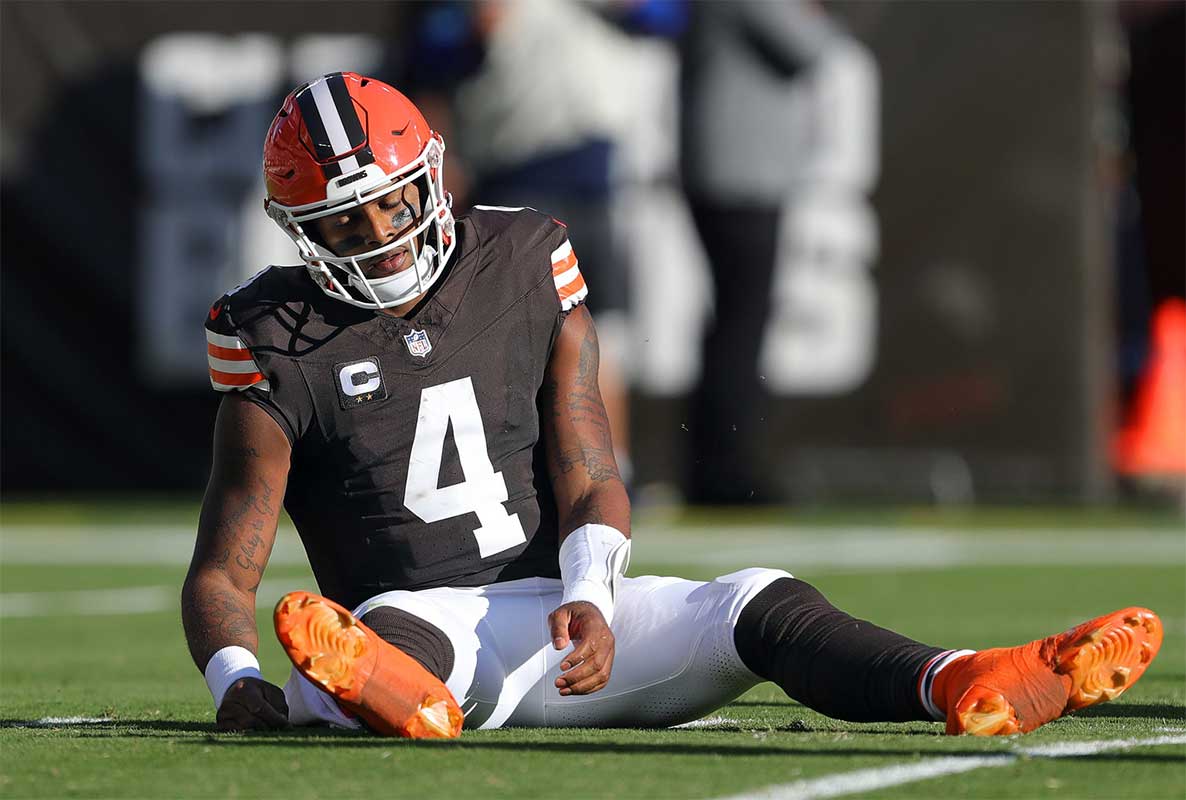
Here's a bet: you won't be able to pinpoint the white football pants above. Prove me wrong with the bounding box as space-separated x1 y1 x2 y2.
283 567 791 730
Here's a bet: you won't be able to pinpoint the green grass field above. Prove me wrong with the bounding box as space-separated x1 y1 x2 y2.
1 502 1183 799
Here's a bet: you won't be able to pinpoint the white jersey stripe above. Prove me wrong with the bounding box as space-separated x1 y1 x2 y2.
310 79 354 157
210 377 270 393
207 355 262 374
560 284 588 312
550 239 573 264
205 330 249 349
553 264 582 289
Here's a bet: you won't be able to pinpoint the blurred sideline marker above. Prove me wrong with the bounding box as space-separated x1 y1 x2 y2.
1114 298 1186 476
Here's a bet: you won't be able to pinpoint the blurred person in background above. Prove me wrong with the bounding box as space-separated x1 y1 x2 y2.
393 0 638 488
181 73 1162 740
680 0 865 505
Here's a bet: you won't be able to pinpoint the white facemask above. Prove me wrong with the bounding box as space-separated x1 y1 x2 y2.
347 244 437 305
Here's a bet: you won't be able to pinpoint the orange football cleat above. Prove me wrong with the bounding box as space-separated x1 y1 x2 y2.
274 591 464 738
932 607 1163 736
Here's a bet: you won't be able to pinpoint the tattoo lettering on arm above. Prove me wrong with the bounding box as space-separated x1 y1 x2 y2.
182 395 290 671
183 472 281 666
232 476 278 587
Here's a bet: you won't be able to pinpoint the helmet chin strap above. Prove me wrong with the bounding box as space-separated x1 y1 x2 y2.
347 243 437 306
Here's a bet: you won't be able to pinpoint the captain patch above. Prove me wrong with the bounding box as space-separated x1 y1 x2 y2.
335 357 388 409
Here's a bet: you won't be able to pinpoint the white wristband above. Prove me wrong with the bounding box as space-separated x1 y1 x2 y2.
559 524 631 625
204 645 263 710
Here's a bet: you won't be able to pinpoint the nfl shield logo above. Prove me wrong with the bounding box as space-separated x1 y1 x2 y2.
404 329 432 358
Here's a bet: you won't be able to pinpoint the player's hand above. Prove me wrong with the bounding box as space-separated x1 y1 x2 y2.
548 601 615 696
216 677 291 731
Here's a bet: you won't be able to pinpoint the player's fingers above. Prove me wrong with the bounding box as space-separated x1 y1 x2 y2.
548 607 571 650
261 682 291 721
557 660 601 692
217 687 289 730
216 699 265 731
252 694 291 728
557 636 614 690
558 633 598 673
561 654 615 695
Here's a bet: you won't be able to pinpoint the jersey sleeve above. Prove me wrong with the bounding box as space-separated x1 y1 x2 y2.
549 236 588 312
205 303 269 392
203 295 311 444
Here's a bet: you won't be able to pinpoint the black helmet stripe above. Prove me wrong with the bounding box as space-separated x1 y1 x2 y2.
295 86 335 162
326 74 366 148
297 73 376 180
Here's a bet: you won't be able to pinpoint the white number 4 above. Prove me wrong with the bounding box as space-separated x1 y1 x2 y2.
404 377 527 557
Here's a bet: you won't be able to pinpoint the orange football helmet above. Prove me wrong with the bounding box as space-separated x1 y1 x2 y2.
263 72 455 309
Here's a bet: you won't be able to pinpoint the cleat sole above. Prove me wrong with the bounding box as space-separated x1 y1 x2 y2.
274 591 464 739
1056 608 1163 712
275 594 370 697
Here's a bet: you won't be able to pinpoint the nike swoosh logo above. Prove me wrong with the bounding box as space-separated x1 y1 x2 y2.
391 122 410 136
209 305 222 321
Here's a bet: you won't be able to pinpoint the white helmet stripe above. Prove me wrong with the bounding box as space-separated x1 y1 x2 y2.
309 79 357 158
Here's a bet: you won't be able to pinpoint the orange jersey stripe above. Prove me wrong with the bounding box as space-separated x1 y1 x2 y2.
551 251 578 275
208 342 256 361
558 273 587 300
210 368 265 386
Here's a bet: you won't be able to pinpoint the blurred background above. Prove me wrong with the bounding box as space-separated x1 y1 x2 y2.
2 0 1183 509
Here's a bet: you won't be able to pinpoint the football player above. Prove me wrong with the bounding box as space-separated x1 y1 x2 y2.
182 73 1162 738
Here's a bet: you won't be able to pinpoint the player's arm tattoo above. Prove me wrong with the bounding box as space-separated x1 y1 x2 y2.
546 311 621 483
542 305 630 537
182 470 281 667
182 396 289 670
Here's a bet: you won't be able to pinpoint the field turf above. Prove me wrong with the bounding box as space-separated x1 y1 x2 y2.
1 502 1183 798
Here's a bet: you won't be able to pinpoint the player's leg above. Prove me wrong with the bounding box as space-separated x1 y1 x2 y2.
276 578 567 734
280 572 798 732
732 577 947 723
733 577 1164 735
536 568 795 728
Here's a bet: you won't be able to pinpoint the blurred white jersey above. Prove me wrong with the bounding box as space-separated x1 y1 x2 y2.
284 568 790 730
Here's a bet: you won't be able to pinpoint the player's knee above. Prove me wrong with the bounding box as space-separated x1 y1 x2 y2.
717 567 795 606
358 606 455 683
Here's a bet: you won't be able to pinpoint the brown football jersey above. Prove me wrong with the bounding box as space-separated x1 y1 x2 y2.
204 207 588 609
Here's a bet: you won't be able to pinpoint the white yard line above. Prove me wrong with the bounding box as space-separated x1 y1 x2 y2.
724 756 1010 800
716 735 1186 800
2 525 1181 570
2 524 1181 617
1017 734 1186 758
674 715 734 729
0 580 299 618
3 717 116 728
